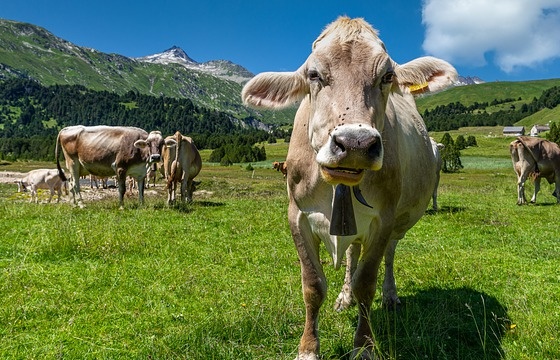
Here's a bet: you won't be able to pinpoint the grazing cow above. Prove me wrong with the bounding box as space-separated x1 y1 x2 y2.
16 168 67 203
242 17 457 359
430 138 445 210
273 161 288 178
510 136 560 205
56 125 166 208
162 131 202 204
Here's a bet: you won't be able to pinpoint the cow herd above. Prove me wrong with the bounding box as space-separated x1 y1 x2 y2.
13 126 201 208
6 16 560 360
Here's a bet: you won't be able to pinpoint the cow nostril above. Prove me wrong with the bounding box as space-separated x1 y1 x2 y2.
332 135 346 154
367 140 380 158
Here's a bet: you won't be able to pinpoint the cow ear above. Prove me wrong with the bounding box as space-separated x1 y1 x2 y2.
395 56 458 94
242 71 308 109
165 138 178 148
134 139 148 149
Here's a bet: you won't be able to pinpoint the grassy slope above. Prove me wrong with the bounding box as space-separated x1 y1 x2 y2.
0 138 558 359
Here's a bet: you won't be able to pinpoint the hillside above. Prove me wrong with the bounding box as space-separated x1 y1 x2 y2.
0 19 295 125
416 79 560 112
416 79 560 130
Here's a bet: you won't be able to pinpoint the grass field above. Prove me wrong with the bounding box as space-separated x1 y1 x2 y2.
0 135 559 359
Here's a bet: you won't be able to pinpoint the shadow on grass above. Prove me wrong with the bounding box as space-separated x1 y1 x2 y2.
334 287 509 360
425 205 466 215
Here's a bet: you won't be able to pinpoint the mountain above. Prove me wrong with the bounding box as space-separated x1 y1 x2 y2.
456 76 485 86
0 19 294 125
136 46 254 84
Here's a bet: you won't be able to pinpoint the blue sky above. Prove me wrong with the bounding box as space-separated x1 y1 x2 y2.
2 0 560 82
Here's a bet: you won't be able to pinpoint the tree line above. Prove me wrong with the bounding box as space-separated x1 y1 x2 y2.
0 78 290 162
423 86 560 131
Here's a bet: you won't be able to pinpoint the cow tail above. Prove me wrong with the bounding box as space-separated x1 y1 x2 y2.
516 136 540 180
168 131 181 188
55 131 68 182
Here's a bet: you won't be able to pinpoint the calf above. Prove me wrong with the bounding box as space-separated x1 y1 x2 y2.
16 169 67 203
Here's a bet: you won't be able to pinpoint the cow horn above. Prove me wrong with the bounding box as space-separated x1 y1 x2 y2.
353 186 373 208
330 184 357 236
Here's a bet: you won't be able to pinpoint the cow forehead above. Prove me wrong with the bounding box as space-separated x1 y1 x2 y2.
146 131 163 143
307 22 391 85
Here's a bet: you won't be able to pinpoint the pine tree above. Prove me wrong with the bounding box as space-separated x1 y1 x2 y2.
440 133 463 173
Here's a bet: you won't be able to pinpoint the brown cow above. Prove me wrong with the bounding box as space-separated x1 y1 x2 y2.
242 17 457 359
162 131 202 204
510 136 560 204
56 125 166 208
273 161 288 178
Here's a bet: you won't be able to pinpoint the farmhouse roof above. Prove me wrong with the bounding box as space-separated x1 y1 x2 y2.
503 126 525 136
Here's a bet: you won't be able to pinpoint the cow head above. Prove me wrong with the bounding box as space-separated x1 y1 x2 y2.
134 131 165 164
242 16 457 187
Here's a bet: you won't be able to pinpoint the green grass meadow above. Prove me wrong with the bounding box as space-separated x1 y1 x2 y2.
1 136 559 359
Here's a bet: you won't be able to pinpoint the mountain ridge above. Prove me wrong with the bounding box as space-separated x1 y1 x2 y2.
0 18 294 125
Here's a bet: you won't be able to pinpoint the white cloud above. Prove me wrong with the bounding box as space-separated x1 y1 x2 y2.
422 0 560 72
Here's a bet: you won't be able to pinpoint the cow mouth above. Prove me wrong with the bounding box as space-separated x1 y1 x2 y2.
321 166 364 185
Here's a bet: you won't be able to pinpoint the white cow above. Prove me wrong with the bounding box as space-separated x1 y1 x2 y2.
242 17 457 360
16 168 67 203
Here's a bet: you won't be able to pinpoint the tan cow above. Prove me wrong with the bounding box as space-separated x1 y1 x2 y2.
16 168 67 203
273 161 288 178
56 125 167 208
162 131 202 204
242 17 457 360
510 136 560 204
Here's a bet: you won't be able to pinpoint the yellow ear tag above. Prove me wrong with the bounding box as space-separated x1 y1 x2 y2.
409 82 429 94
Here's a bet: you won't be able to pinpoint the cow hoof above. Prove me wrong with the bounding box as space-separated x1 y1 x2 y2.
295 352 320 360
334 288 355 312
351 346 375 360
382 294 401 310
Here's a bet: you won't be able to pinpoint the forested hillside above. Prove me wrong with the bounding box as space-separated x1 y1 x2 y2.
422 85 560 131
0 78 288 161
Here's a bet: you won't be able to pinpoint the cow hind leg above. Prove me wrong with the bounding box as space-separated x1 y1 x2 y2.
47 187 55 203
334 244 360 312
530 178 541 203
350 251 384 359
517 177 528 205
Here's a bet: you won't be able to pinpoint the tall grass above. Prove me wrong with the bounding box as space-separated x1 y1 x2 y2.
0 156 559 359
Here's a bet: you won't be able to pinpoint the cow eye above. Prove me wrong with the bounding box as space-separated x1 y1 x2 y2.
382 71 395 84
308 70 321 82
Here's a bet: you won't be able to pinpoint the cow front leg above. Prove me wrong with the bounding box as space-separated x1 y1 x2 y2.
382 239 401 308
116 170 127 208
334 243 360 312
291 210 326 360
137 176 146 205
185 178 194 203
296 248 326 360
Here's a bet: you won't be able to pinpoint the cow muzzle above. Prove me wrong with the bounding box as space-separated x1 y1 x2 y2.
317 124 383 186
149 154 161 163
